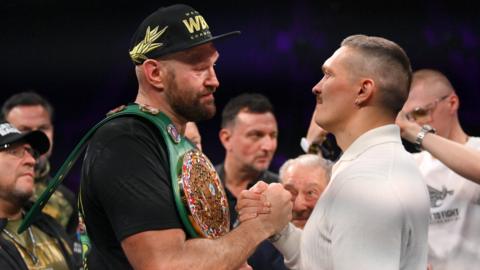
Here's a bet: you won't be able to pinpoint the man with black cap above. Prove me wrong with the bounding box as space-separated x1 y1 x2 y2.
2 91 77 235
79 4 292 269
0 122 78 269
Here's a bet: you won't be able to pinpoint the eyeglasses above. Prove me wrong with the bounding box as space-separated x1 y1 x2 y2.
405 94 450 122
0 143 39 159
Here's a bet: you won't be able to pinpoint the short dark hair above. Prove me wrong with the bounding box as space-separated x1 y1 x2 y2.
341 34 412 115
1 91 54 121
221 93 274 128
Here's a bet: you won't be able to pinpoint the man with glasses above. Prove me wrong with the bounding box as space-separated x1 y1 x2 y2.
398 69 480 270
0 122 79 269
404 95 449 123
2 91 77 235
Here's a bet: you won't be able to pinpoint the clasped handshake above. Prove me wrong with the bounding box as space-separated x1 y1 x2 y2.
236 181 293 237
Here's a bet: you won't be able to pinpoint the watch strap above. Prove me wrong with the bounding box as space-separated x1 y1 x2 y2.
415 125 435 150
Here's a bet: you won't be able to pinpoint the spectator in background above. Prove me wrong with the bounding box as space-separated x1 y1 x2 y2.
397 69 480 270
2 92 77 235
279 154 330 229
216 93 279 225
216 92 285 269
237 154 331 269
0 122 79 269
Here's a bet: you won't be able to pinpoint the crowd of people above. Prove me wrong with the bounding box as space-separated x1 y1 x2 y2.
1 3 479 270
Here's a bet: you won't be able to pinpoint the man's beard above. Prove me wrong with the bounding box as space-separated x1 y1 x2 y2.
0 189 33 208
243 161 269 177
164 72 216 122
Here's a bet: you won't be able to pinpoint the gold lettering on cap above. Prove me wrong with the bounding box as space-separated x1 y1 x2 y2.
182 15 209 34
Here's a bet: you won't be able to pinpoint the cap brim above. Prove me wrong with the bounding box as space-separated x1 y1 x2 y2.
209 31 242 42
20 131 50 155
185 30 241 51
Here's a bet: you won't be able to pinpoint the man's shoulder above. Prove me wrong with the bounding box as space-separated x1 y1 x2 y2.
95 115 158 138
24 203 67 235
89 115 167 152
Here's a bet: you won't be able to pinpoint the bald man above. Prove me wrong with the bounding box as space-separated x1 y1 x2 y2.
400 69 480 270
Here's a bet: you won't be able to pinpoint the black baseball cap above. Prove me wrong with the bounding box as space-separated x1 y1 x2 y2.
0 122 50 155
129 4 240 64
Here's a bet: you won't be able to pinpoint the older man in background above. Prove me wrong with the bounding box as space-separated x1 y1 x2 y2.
279 154 330 229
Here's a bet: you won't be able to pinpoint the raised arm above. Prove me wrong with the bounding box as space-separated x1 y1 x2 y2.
396 111 480 184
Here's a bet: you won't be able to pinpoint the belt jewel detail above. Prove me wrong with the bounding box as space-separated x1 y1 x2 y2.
179 149 230 238
167 124 181 144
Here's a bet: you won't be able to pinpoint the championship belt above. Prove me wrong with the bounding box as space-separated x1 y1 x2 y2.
19 104 230 240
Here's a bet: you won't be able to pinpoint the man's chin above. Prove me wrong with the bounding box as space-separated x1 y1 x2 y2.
11 191 34 206
253 160 272 171
194 105 216 121
292 219 307 229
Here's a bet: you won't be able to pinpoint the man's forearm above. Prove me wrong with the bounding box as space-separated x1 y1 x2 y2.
172 219 271 270
422 133 480 184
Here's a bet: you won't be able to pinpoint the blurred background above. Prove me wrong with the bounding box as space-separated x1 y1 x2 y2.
2 0 479 192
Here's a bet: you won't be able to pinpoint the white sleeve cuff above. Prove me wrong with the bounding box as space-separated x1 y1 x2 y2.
300 137 310 153
272 223 303 269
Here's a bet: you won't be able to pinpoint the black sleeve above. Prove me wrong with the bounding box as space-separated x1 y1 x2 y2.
85 117 183 241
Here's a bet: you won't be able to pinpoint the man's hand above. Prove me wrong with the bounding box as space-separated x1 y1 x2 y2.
237 182 292 235
236 181 271 222
261 183 292 233
395 110 422 143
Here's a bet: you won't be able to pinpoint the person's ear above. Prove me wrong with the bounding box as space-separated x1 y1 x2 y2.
355 78 375 106
219 128 233 150
448 94 459 114
142 59 167 89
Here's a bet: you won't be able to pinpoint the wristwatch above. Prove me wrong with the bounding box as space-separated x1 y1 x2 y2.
415 124 436 150
267 224 290 243
268 233 282 242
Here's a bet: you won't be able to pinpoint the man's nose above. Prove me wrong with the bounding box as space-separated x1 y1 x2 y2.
293 195 308 211
260 136 277 152
205 67 220 89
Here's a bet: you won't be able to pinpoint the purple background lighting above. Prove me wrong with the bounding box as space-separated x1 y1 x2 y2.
2 0 479 192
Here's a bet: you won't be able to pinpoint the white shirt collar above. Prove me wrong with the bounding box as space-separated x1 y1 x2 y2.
339 124 401 161
331 124 401 177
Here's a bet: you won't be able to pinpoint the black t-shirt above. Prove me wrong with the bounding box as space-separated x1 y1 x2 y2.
80 116 183 269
